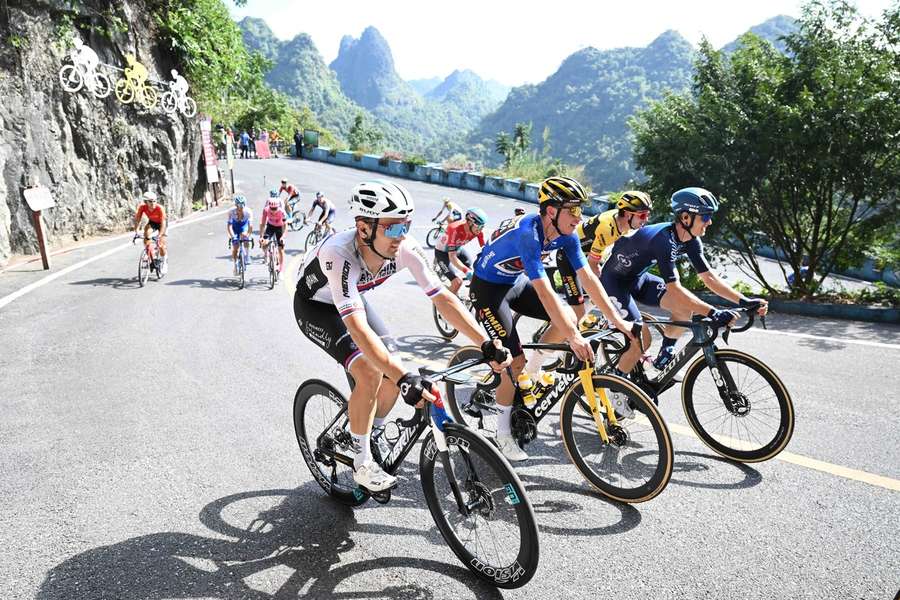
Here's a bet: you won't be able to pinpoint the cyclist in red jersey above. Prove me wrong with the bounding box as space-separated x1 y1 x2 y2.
132 191 168 274
279 179 300 217
433 207 487 295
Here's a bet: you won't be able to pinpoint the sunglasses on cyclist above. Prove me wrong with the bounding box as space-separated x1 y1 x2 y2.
700 213 713 223
629 210 650 221
378 220 412 239
559 204 582 218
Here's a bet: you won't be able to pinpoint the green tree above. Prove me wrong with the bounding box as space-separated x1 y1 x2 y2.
631 0 900 296
512 121 532 156
495 131 512 168
347 113 383 152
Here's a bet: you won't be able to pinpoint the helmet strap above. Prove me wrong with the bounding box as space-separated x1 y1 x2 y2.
675 213 697 240
361 219 393 261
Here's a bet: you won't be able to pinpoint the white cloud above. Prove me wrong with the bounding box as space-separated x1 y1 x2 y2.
229 0 895 86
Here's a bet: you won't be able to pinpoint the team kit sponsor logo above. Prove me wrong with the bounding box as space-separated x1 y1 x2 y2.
341 261 352 298
478 308 507 338
305 322 332 347
533 371 578 418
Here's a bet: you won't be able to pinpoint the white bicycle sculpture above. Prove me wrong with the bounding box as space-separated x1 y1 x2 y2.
58 60 112 99
160 88 197 117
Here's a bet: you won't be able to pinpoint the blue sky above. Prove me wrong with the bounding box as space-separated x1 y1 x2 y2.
229 0 895 86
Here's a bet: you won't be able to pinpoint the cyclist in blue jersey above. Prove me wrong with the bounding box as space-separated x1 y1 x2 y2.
227 195 253 275
470 176 635 461
600 187 768 375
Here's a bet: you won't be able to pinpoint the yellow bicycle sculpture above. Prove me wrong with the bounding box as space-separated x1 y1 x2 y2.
114 54 158 110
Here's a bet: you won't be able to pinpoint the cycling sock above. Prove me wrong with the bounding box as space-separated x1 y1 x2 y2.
352 432 372 469
497 404 513 437
373 416 386 429
661 336 678 349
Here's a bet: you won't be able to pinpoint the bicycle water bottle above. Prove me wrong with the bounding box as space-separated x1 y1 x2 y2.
579 312 599 332
517 373 537 407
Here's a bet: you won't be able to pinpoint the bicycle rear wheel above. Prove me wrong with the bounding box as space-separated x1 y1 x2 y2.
425 227 440 248
238 254 246 289
432 303 459 340
293 380 369 507
681 349 794 463
560 374 673 503
268 253 276 289
420 424 539 589
305 230 319 252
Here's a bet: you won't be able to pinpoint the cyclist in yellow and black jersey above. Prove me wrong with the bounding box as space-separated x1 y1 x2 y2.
557 190 653 320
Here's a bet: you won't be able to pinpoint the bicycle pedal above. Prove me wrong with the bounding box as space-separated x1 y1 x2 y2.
370 488 393 504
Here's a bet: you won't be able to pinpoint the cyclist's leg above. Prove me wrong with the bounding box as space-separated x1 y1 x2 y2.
506 276 560 373
555 250 587 321
326 208 336 234
435 250 463 295
643 273 685 366
600 270 645 373
142 223 153 253
274 225 285 270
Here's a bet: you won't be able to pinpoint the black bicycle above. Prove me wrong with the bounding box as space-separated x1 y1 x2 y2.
293 357 540 589
595 305 794 463
444 330 673 503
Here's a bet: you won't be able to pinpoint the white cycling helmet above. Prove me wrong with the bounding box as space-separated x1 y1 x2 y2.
349 180 414 219
142 191 158 202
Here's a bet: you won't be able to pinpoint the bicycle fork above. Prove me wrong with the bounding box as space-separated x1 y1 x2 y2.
577 367 619 443
701 345 746 413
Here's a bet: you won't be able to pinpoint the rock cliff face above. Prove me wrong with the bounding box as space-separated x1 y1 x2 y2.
0 0 202 266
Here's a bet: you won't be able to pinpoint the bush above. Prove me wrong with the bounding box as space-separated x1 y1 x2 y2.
327 148 338 158
379 150 403 166
352 151 363 162
403 154 427 170
442 153 470 171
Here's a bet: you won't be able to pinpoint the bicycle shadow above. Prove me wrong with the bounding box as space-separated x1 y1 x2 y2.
394 335 460 363
166 277 262 291
37 485 502 600
667 450 762 490
68 277 143 290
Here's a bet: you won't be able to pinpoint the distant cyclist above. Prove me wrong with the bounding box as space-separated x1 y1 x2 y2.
259 196 288 272
431 197 463 227
279 179 300 217
227 195 253 275
433 207 487 295
601 187 768 373
293 181 510 491
556 191 653 320
307 191 336 236
132 191 168 275
514 207 526 217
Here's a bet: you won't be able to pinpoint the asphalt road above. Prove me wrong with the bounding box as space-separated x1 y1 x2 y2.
1 157 898 600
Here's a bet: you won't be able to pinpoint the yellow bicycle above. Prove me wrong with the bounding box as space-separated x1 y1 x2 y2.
115 76 158 109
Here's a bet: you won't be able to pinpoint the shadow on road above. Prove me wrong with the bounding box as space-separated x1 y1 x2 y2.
38 486 502 600
165 277 268 291
395 334 460 363
69 277 143 290
668 450 762 490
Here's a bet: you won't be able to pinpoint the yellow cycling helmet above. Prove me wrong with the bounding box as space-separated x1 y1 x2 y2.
617 190 653 212
538 176 589 206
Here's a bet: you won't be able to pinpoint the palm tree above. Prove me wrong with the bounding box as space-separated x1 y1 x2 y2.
495 131 512 168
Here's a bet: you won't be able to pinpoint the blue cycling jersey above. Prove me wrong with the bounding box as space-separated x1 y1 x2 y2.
228 207 253 231
475 214 587 284
604 222 710 283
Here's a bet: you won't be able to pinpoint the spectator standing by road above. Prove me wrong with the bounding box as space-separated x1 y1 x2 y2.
293 130 303 158
239 130 250 159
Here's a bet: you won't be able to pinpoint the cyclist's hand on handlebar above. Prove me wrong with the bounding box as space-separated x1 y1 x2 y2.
740 297 768 317
398 373 436 408
481 339 511 372
566 332 594 363
708 308 739 328
610 315 637 341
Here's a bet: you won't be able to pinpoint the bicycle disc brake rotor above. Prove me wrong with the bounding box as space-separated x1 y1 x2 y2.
726 392 751 416
465 480 495 517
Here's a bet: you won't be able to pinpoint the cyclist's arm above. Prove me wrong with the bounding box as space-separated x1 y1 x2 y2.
259 211 268 234
586 253 602 277
448 250 469 275
158 208 167 236
664 281 714 315
133 207 144 232
698 270 743 304
226 221 234 238
343 312 406 382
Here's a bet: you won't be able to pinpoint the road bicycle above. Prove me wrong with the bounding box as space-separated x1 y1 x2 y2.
229 236 254 290
293 356 540 588
425 220 447 249
304 221 333 252
593 305 794 463
444 330 673 503
288 198 307 232
260 234 281 290
115 76 158 109
133 233 165 286
160 89 197 117
58 61 112 99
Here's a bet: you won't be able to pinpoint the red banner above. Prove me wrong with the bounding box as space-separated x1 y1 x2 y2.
255 140 271 159
199 118 219 183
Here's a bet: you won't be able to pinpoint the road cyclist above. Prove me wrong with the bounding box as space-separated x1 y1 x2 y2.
132 190 168 276
304 191 336 249
468 175 636 461
433 207 487 296
227 195 253 277
279 178 301 218
292 180 512 493
259 193 288 277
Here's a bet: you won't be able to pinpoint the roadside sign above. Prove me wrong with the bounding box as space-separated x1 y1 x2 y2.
23 186 56 211
199 118 219 184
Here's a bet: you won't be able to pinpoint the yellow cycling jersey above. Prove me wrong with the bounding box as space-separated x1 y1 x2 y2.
576 208 622 262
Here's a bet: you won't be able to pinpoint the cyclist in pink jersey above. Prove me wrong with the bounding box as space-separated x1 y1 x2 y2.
260 197 288 272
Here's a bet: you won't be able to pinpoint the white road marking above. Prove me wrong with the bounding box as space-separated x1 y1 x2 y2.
0 206 231 311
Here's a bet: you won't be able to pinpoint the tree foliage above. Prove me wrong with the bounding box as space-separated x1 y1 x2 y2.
631 0 900 296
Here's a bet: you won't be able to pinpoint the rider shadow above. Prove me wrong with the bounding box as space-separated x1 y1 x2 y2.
37 485 501 600
165 277 249 291
394 334 460 363
667 450 762 490
68 277 143 290
796 336 848 353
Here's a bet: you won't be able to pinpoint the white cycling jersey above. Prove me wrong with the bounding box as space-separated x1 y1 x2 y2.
296 228 442 317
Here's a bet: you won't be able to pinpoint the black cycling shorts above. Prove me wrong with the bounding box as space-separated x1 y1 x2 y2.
264 223 285 246
146 220 161 232
599 270 668 323
293 292 398 370
469 275 550 358
555 247 590 306
433 246 472 282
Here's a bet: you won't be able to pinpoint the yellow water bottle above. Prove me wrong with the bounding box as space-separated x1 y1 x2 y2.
517 373 536 407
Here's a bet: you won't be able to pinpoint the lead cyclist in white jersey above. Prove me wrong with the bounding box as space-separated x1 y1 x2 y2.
293 180 511 492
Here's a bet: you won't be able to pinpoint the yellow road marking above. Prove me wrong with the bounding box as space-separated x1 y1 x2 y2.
665 422 900 492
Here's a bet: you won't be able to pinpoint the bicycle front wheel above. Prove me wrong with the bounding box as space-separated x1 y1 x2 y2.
268 255 276 290
115 78 134 104
560 374 673 503
681 349 794 463
425 227 440 248
238 256 246 289
420 424 539 589
293 380 369 507
432 303 458 340
305 230 319 252
59 64 83 93
137 252 150 286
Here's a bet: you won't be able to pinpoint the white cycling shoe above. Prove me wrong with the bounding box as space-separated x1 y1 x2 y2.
353 460 397 492
496 435 529 462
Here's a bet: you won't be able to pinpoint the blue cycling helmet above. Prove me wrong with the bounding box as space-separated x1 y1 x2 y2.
233 195 247 207
671 187 719 215
269 188 279 198
465 207 488 226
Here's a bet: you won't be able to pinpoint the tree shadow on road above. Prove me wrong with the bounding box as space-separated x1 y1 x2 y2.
68 277 143 290
394 334 461 363
166 277 266 292
37 485 502 600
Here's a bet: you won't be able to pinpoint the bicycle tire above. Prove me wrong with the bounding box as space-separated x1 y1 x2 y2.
238 253 246 289
138 252 150 287
305 230 319 252
183 96 197 117
114 78 134 104
59 65 83 93
425 227 440 248
161 90 177 114
681 349 794 463
444 346 498 434
293 380 369 507
432 303 459 340
560 373 673 503
92 72 112 99
140 85 158 109
419 423 539 588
